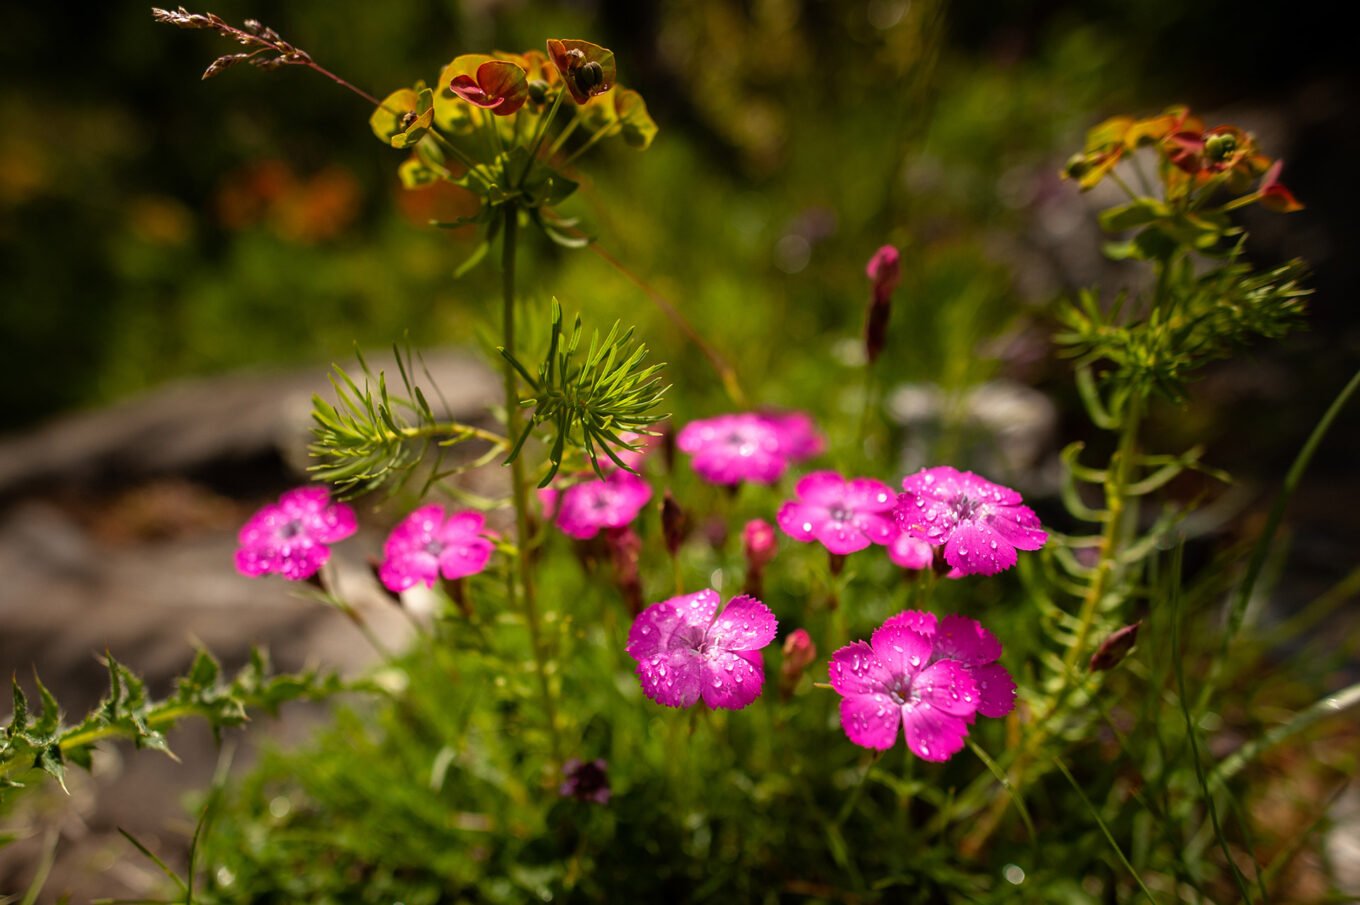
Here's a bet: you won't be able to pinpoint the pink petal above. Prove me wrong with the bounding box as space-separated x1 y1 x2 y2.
932 614 1003 666
988 507 1048 552
380 549 439 591
828 641 892 696
843 478 897 512
882 610 938 636
440 510 486 541
901 704 970 762
970 662 1016 718
635 649 702 708
627 597 703 660
943 521 1016 576
894 492 956 545
794 471 848 506
234 546 277 577
955 471 1023 507
776 501 820 543
900 466 964 500
700 649 765 710
761 411 824 460
813 518 872 555
888 532 933 570
438 537 493 580
277 543 329 581
839 693 902 750
853 512 897 545
912 659 979 718
708 595 777 651
869 621 934 679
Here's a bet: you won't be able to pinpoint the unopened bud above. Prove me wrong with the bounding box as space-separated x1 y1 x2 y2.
1063 152 1091 180
605 527 643 616
528 79 550 104
743 519 776 569
1089 621 1141 672
779 629 817 699
661 491 685 558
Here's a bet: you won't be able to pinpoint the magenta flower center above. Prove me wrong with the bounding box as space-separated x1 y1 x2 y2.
278 519 304 540
827 504 851 523
423 539 444 556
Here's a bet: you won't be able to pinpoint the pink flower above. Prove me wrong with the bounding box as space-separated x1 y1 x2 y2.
760 411 825 461
888 530 934 570
776 471 897 555
676 411 822 485
379 505 494 592
829 610 1015 761
547 470 653 540
895 466 1047 576
235 487 356 581
626 589 777 710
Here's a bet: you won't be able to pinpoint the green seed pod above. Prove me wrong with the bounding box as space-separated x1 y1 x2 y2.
576 60 605 92
1063 152 1091 180
528 79 549 105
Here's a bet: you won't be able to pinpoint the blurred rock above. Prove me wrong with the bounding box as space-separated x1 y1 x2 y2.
886 378 1058 489
0 350 498 499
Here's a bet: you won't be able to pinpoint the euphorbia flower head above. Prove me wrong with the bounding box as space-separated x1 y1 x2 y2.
546 38 616 104
677 411 822 485
545 469 653 540
235 487 357 581
829 610 1015 761
448 59 530 115
895 466 1047 576
777 471 897 556
378 505 494 592
626 590 777 710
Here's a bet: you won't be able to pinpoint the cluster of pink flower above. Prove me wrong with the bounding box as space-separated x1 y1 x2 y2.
613 411 1047 761
237 403 1046 762
235 490 495 592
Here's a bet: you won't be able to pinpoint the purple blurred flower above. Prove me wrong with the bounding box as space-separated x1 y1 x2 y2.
776 471 896 556
378 505 494 592
545 469 653 540
895 466 1047 576
626 589 777 710
676 411 821 486
829 610 1014 761
235 487 356 581
559 758 611 804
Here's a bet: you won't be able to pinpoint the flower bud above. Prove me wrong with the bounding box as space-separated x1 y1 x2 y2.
605 527 643 616
661 490 685 558
779 628 817 700
1063 152 1091 180
528 79 549 105
742 519 776 570
1089 621 1141 672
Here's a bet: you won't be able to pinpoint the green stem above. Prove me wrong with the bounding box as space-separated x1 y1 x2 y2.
962 351 1148 854
500 204 562 762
